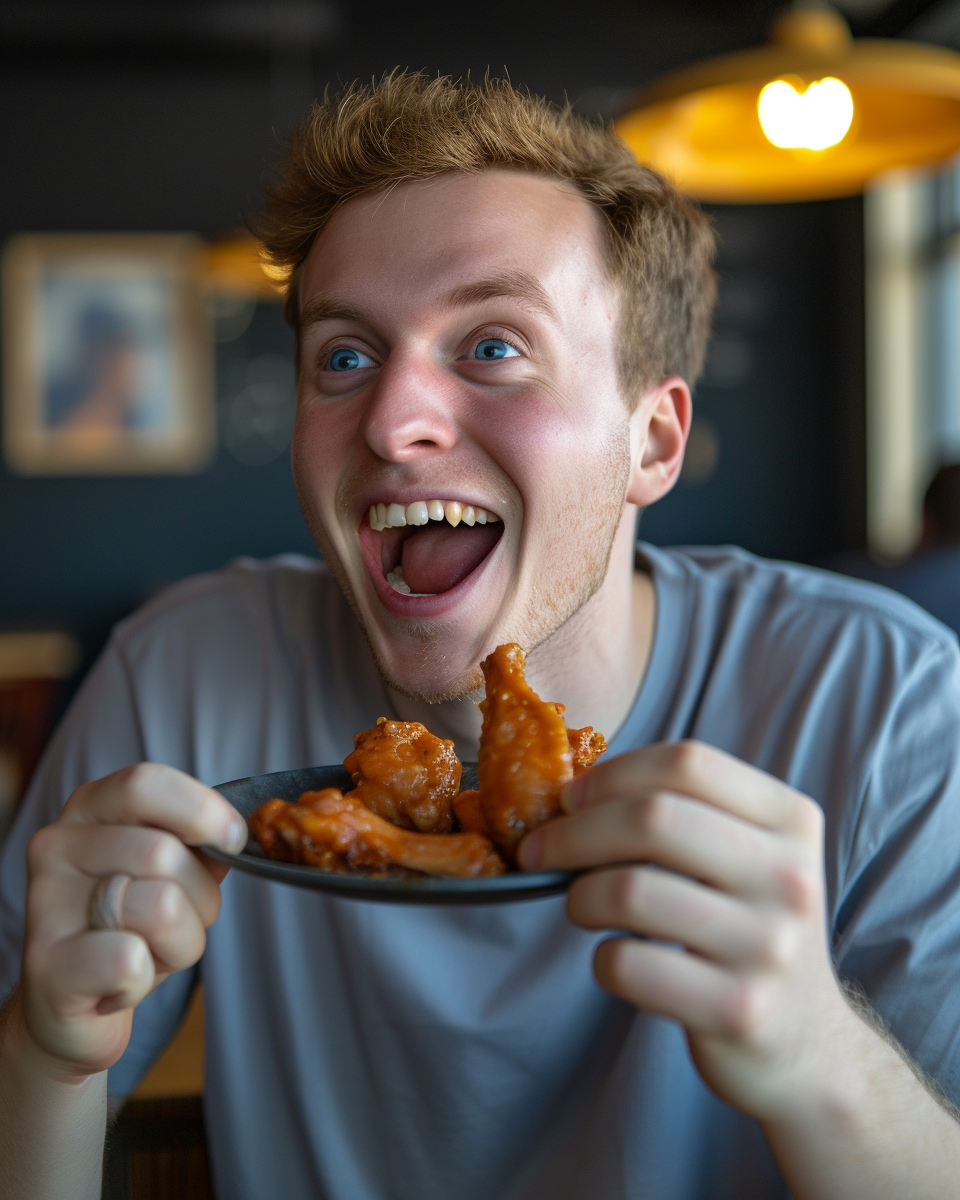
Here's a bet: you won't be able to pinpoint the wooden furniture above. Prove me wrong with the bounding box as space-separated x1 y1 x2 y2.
102 1097 214 1200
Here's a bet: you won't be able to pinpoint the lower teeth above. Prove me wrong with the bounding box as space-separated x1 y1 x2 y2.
386 569 411 595
385 566 436 597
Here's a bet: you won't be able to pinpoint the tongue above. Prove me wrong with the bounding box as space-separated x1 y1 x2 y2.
401 523 501 594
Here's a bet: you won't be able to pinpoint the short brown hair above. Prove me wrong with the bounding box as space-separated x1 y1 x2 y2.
256 72 717 398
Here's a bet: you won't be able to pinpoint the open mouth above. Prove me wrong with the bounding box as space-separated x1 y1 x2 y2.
363 499 504 597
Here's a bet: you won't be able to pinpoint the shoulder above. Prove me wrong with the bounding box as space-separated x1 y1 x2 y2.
637 543 960 804
86 554 368 779
111 554 333 662
642 542 958 664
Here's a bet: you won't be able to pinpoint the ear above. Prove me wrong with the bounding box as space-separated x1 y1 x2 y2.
626 376 693 507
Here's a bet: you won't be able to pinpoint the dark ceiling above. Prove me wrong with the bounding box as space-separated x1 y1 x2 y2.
0 0 954 128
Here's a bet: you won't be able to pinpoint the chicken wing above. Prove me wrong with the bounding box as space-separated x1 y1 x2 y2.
249 787 506 878
475 643 575 857
567 725 608 774
456 730 606 842
343 717 460 833
451 789 489 837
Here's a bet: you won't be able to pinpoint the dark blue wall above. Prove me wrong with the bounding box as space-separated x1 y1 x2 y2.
645 197 865 560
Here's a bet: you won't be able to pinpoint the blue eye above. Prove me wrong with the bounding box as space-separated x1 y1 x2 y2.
327 347 375 372
474 338 519 361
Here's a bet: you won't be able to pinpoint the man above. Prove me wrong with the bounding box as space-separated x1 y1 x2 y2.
3 74 960 1200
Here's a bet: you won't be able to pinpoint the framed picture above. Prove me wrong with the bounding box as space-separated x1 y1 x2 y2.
2 234 214 474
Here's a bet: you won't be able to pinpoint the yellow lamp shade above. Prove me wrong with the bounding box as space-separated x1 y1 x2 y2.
615 7 960 202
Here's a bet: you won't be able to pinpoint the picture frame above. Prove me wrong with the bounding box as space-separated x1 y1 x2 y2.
2 233 214 474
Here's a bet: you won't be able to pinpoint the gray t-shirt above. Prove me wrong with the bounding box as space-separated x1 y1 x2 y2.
4 544 960 1200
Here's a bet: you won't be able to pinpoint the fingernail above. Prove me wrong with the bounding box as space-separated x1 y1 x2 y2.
227 816 248 855
517 830 543 871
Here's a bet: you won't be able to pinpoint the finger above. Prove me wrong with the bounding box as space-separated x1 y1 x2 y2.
62 763 247 855
192 848 231 886
593 937 773 1040
27 930 155 1018
523 791 820 908
29 823 223 927
115 879 207 973
27 872 208 974
568 866 801 969
565 742 820 841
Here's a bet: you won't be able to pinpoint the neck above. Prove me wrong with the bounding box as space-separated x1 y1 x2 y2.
388 506 656 760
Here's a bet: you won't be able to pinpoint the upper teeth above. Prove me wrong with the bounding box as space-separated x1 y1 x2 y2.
368 500 499 532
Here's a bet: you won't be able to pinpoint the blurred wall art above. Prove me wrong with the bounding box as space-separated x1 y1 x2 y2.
2 234 213 474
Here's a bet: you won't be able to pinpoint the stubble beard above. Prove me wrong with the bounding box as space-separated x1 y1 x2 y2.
296 434 632 704
498 433 632 679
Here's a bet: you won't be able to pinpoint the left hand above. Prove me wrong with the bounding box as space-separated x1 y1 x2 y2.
517 741 856 1121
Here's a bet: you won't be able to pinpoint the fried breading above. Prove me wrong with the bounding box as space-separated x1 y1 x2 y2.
249 787 506 878
343 717 460 833
476 644 573 857
248 645 607 877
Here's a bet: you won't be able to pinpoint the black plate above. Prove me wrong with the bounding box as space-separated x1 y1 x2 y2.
205 764 576 905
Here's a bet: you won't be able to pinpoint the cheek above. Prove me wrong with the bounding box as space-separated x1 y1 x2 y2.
290 403 351 503
474 391 626 493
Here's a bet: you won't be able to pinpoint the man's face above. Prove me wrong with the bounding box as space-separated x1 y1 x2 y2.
292 169 636 699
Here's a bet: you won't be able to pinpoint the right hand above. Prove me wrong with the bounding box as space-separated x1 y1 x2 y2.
18 763 247 1078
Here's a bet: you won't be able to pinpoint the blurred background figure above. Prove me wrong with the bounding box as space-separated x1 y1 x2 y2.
832 463 960 639
46 304 139 433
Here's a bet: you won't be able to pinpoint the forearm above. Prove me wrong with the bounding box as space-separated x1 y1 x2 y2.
0 988 107 1200
761 997 960 1200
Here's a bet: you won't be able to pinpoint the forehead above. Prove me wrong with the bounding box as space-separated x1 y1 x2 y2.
299 170 613 319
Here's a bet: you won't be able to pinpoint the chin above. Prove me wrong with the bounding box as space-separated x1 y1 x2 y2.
364 622 486 702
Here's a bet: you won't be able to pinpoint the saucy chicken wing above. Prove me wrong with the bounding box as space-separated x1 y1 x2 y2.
249 787 505 878
454 725 606 840
451 788 489 837
475 644 575 857
343 717 460 833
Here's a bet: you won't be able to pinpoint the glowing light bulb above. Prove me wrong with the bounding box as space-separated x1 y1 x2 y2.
757 76 854 151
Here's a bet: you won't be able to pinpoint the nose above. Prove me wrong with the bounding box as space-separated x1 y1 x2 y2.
359 349 458 462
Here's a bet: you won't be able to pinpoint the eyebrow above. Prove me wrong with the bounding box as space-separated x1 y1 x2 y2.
298 270 560 334
443 272 560 322
299 296 366 331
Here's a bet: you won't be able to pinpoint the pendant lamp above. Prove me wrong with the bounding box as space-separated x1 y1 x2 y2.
614 3 960 201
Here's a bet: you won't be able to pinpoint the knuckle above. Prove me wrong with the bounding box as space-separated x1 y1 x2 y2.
26 823 62 873
594 936 634 995
776 853 821 914
667 740 708 781
140 829 181 877
627 792 673 841
110 935 152 986
117 761 163 805
754 916 797 968
719 979 770 1041
151 882 189 932
610 867 650 919
62 777 97 815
